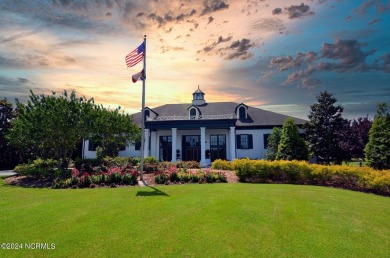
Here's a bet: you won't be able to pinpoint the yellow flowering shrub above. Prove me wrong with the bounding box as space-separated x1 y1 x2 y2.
211 159 390 196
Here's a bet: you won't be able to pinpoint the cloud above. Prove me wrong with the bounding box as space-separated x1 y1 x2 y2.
224 38 254 60
161 46 184 53
375 53 390 72
272 8 282 15
368 18 381 25
270 52 318 71
285 3 314 19
0 75 56 104
198 35 233 54
354 0 390 14
141 8 198 28
0 0 118 35
0 31 39 44
18 78 29 84
265 39 388 88
321 40 374 71
0 52 77 70
252 18 285 33
197 36 254 60
272 3 314 19
200 0 229 16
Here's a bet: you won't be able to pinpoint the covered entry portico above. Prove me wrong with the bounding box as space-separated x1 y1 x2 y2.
144 119 237 167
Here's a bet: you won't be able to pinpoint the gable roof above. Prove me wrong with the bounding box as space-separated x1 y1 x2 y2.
132 102 307 128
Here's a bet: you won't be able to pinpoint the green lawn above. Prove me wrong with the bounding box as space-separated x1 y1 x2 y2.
1 179 389 258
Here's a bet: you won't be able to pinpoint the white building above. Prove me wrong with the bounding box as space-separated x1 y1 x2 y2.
83 86 306 166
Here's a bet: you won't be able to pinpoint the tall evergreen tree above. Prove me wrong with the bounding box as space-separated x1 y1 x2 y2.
266 127 282 161
276 118 308 161
0 98 17 169
364 103 390 169
305 91 344 164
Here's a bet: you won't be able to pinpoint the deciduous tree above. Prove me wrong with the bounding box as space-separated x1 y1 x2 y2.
7 90 140 169
89 104 140 157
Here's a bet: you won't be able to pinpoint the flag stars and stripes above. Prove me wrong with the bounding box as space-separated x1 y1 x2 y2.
125 42 145 68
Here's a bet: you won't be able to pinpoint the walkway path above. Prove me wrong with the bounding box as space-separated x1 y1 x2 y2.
0 170 17 177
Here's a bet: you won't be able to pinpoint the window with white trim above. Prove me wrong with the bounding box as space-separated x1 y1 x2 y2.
236 134 253 149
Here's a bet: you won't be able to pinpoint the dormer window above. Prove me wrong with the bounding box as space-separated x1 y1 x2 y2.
236 103 248 119
189 107 198 119
239 107 246 119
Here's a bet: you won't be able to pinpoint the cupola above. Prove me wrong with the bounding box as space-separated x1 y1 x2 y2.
192 85 206 105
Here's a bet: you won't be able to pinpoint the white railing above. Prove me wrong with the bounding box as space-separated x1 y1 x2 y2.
146 113 236 121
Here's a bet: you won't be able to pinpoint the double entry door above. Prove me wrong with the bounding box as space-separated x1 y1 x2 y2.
160 134 227 162
182 135 201 161
182 134 227 162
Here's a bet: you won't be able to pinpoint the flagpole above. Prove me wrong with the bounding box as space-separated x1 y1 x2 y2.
139 35 146 182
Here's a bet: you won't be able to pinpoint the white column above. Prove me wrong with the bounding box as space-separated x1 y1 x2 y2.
144 128 150 158
171 128 177 162
200 127 206 167
150 131 157 159
230 126 236 161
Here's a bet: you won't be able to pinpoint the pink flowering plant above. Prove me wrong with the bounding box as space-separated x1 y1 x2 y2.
154 167 227 184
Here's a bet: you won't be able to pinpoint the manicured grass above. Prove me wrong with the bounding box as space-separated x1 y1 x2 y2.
342 160 365 167
1 179 389 257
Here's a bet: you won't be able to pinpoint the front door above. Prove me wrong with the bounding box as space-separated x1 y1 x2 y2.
182 135 201 161
159 136 172 161
210 134 226 161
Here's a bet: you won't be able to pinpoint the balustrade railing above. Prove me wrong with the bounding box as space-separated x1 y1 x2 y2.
146 113 236 121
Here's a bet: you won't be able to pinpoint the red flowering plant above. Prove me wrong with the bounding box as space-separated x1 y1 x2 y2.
123 167 139 177
107 167 122 184
78 172 92 187
168 166 179 182
107 167 122 174
71 168 80 178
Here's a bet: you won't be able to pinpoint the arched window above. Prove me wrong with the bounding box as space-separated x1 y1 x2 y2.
189 108 197 119
239 106 246 119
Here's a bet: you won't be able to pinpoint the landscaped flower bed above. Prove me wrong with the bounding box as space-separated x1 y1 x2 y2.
154 166 227 184
50 159 225 188
52 167 139 189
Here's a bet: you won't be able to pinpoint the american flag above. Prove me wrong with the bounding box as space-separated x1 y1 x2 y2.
125 42 145 68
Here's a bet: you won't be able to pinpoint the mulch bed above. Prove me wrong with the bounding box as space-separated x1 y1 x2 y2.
4 176 53 188
3 170 239 188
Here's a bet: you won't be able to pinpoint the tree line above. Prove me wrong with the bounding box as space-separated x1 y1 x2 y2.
265 91 389 170
1 90 389 170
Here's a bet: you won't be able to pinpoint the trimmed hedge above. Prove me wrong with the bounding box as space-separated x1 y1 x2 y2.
212 159 390 196
14 158 70 178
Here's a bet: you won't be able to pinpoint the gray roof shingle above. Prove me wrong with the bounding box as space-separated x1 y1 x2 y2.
132 102 306 128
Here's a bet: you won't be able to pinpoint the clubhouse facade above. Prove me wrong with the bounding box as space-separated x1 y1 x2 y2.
83 86 306 166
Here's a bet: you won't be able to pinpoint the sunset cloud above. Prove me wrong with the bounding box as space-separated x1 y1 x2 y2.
0 0 389 119
272 3 314 19
266 39 388 88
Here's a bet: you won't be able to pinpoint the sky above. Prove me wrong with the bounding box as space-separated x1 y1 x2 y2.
0 0 389 120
